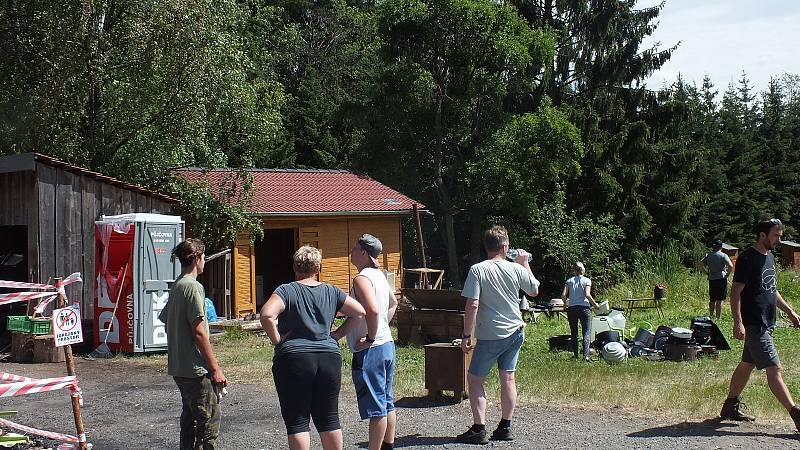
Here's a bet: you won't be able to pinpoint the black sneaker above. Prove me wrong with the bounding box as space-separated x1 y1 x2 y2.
720 397 755 422
456 428 489 445
790 406 800 432
491 426 514 441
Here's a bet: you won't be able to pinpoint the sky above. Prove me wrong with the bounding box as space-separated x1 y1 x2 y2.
637 0 800 93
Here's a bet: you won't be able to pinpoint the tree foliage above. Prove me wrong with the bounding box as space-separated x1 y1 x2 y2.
2 0 799 284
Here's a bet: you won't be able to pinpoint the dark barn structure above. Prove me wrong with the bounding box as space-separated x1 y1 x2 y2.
0 153 174 331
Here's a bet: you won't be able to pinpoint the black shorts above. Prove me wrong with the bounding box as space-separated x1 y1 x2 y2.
272 351 342 434
708 278 727 302
742 326 780 370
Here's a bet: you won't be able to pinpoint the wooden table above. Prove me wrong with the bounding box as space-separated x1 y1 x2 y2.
524 306 568 323
405 268 445 290
621 297 665 319
424 343 472 400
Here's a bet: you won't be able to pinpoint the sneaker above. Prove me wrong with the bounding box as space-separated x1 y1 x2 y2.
491 426 514 441
790 406 800 431
720 397 756 422
456 427 489 445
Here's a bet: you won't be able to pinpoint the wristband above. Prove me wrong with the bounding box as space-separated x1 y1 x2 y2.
462 334 471 339
365 335 375 343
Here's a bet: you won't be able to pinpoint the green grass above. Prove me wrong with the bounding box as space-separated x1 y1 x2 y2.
127 258 800 425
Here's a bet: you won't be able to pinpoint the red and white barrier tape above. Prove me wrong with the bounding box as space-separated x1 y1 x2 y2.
0 273 82 307
0 372 35 383
0 273 82 290
0 375 77 398
0 291 57 307
0 417 80 444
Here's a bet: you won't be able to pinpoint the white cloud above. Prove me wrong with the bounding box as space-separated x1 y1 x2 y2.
638 0 800 92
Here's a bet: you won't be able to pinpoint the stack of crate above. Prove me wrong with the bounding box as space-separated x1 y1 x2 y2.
7 316 63 363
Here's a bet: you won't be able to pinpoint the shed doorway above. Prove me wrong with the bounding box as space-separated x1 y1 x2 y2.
255 228 296 309
0 225 28 346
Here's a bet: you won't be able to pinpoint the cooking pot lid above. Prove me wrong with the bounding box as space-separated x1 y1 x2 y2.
671 327 692 338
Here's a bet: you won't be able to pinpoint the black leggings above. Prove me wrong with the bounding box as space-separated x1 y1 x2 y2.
567 306 592 357
272 351 342 434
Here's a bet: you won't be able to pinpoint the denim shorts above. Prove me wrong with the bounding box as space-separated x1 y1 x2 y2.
351 341 396 420
468 327 525 377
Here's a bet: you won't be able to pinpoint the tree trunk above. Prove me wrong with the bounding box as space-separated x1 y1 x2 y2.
469 209 483 265
442 210 461 289
432 71 461 287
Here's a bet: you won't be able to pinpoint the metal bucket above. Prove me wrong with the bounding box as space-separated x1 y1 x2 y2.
633 328 655 348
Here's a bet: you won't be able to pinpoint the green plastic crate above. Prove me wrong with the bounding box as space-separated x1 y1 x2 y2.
30 318 52 335
6 316 30 333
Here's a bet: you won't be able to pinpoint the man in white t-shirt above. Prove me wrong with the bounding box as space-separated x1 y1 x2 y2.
332 234 398 450
457 226 540 444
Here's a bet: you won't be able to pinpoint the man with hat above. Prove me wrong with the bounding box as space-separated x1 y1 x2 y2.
332 234 398 450
700 238 734 319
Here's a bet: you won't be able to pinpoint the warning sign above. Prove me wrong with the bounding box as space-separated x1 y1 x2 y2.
53 305 83 347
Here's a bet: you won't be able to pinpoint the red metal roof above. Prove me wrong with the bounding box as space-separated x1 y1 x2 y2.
175 168 424 215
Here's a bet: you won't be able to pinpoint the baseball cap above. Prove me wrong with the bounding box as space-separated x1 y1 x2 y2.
358 234 383 268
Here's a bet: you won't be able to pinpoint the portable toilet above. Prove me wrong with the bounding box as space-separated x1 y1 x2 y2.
94 214 184 353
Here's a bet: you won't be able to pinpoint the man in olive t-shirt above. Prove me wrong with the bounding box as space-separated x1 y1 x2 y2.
159 239 227 450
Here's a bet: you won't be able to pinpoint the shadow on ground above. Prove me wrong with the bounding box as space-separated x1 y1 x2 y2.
356 434 455 448
395 396 462 409
627 418 799 440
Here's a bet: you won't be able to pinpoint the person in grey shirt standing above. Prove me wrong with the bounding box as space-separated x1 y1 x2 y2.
701 239 734 319
561 262 599 361
457 226 539 444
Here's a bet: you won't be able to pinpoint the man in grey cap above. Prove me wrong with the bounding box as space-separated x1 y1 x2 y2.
332 234 398 450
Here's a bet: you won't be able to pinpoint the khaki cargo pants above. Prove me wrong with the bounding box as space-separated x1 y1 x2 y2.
174 375 221 450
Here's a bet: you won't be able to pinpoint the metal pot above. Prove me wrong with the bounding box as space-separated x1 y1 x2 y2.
633 328 655 348
593 330 621 350
548 335 573 353
665 343 701 362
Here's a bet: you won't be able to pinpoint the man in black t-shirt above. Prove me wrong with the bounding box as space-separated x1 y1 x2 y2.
720 219 800 431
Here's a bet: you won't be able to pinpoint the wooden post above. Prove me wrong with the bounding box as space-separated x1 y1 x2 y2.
413 204 429 287
413 203 427 269
54 278 88 450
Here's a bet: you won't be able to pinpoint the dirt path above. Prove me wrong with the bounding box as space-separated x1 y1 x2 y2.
2 359 798 449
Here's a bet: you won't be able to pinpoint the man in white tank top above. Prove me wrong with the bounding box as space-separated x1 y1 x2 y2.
331 234 398 450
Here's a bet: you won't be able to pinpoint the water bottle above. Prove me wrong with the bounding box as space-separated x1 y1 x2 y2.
506 248 533 262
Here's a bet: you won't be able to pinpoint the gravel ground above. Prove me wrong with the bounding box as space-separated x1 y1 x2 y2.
2 358 799 449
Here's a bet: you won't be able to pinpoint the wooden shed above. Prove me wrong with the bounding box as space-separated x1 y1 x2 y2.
722 243 739 268
780 240 800 269
177 169 423 317
0 153 175 323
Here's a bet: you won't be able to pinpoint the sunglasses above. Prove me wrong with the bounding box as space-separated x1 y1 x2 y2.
769 218 783 226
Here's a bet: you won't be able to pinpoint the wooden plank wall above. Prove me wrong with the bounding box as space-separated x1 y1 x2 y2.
232 234 256 317
254 216 404 298
318 221 350 290
35 162 172 319
0 171 38 282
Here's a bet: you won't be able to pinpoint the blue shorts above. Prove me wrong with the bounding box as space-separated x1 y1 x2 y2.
468 328 525 377
351 341 396 420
